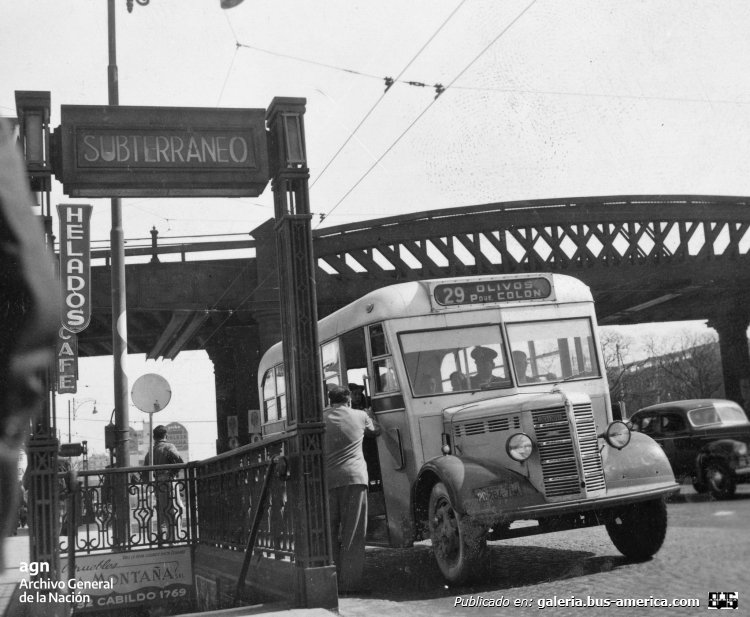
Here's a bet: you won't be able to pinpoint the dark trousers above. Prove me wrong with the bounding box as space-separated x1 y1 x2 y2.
328 484 368 592
155 475 183 540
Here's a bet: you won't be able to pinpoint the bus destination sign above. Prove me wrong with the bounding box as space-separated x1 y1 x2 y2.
434 278 552 306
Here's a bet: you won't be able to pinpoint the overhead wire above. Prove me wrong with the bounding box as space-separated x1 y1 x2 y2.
309 0 469 191
195 1 541 348
316 0 540 226
190 3 472 347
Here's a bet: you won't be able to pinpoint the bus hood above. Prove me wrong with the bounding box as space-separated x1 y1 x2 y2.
443 390 571 425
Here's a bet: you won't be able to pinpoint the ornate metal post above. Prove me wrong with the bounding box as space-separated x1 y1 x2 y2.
266 98 337 608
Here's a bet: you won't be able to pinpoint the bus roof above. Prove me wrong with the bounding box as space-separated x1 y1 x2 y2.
258 273 592 374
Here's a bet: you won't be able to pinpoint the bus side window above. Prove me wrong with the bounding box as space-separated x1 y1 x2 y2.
262 370 276 422
370 323 389 357
262 365 286 423
321 339 342 401
341 328 371 407
369 324 399 394
373 357 399 393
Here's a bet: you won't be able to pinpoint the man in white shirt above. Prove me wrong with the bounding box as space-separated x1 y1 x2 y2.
324 385 380 595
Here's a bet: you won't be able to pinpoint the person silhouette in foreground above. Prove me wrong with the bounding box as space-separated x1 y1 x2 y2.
0 118 57 561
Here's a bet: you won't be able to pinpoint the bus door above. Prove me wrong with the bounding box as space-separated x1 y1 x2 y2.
338 330 386 544
366 323 416 548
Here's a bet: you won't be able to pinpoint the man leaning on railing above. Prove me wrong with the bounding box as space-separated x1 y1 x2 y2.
142 425 184 541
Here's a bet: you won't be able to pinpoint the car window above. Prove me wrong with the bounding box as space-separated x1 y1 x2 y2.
660 413 685 434
688 407 720 427
632 414 659 435
715 402 749 425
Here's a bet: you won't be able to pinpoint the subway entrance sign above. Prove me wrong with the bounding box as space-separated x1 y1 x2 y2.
54 105 269 197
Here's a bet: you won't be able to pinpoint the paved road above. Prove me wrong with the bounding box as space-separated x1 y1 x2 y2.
339 484 749 617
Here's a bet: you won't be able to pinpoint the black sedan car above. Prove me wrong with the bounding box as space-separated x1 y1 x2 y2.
629 399 750 499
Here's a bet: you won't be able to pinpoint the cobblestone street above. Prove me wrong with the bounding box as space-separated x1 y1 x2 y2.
338 484 749 616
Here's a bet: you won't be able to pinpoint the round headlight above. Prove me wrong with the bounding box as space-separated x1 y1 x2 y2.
506 433 533 462
605 421 631 449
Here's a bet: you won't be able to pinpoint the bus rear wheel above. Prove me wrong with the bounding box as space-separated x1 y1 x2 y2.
605 498 667 561
428 482 486 584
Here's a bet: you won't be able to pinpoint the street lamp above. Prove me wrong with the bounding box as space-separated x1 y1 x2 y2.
14 90 51 193
67 398 97 443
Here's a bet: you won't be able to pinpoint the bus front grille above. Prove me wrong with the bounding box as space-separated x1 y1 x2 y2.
532 403 604 497
573 403 606 491
533 407 580 497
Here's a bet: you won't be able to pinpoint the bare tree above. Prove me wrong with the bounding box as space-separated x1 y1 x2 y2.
642 331 722 400
600 329 640 403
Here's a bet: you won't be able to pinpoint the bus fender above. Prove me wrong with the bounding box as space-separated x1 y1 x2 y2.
601 431 676 490
413 455 539 524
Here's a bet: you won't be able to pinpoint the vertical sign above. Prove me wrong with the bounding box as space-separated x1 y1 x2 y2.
57 204 92 332
56 327 78 393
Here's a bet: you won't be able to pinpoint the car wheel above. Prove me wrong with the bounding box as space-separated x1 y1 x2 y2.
691 473 709 494
605 498 667 561
428 482 487 584
705 461 736 499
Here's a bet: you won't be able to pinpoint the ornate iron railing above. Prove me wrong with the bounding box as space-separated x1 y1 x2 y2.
62 435 294 560
194 433 294 560
61 463 196 555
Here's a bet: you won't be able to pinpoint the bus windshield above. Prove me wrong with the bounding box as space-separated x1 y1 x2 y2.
400 318 600 396
506 318 600 383
400 325 510 395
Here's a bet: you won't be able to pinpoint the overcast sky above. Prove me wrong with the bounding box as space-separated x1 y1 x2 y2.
4 1 741 457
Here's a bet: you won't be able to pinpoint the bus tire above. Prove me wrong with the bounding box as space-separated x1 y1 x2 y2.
605 498 667 561
428 482 486 584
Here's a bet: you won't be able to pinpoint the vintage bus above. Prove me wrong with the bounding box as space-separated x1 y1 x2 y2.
257 273 678 583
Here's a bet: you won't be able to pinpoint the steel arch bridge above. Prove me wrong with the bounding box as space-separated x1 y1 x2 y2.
308 194 750 326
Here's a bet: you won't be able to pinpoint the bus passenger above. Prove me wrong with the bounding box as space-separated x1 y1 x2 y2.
470 346 498 388
324 386 380 595
348 383 369 410
450 371 470 391
512 350 539 384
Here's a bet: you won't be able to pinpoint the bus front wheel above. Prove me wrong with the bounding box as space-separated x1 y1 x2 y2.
428 482 486 584
605 498 667 561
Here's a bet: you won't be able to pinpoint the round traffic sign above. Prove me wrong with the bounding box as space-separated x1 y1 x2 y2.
131 373 172 413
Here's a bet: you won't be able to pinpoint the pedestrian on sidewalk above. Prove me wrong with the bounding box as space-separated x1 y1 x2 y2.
143 425 184 541
324 385 380 595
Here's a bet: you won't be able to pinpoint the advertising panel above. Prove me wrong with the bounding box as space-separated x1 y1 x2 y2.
57 204 92 333
59 546 193 613
55 327 78 393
